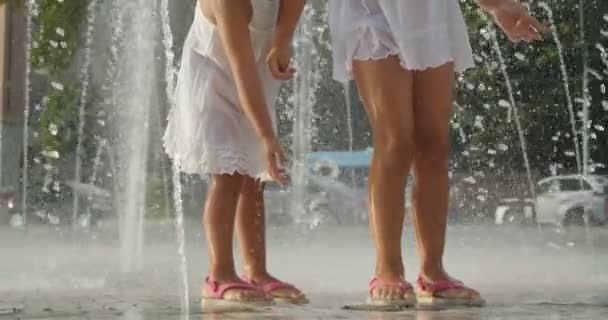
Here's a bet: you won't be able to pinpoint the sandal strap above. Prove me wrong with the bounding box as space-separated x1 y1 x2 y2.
242 277 296 294
369 278 413 297
262 281 295 294
417 276 475 298
204 277 259 299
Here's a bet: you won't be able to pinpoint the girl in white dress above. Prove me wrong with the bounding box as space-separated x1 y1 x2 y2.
163 0 307 308
329 0 547 307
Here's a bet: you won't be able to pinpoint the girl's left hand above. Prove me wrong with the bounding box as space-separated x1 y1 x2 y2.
266 45 296 80
489 0 548 43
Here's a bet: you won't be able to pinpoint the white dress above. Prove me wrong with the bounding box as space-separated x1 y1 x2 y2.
329 0 475 82
163 0 280 181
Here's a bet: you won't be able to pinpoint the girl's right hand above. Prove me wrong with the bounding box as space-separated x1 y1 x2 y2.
263 136 289 185
486 0 548 43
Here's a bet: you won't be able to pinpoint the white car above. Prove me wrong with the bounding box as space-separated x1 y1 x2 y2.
535 175 608 226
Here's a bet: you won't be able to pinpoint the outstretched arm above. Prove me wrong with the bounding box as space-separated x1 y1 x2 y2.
475 0 548 43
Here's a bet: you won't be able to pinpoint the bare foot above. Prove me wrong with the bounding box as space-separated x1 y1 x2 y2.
244 273 307 303
418 271 481 301
369 275 416 303
202 277 268 303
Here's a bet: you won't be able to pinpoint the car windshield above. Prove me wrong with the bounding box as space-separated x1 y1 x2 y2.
581 176 608 194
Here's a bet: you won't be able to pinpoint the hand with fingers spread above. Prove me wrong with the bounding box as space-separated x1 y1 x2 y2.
266 44 296 81
480 0 549 43
262 136 289 185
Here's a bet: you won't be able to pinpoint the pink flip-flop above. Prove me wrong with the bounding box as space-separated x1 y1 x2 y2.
416 276 485 307
367 278 417 307
201 277 271 312
243 278 309 305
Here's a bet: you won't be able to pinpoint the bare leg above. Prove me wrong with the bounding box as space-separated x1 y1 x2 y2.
236 177 304 300
411 63 479 299
353 56 415 301
202 173 265 301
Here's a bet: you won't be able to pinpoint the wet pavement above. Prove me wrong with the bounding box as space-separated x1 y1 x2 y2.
1 222 607 319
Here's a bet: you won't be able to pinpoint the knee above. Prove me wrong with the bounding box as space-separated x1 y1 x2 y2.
414 135 450 172
375 131 415 169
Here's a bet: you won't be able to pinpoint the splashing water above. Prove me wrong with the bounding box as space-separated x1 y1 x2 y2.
72 0 99 228
160 0 190 315
21 0 38 225
578 0 591 175
488 24 536 201
114 0 156 273
291 4 322 227
539 2 583 176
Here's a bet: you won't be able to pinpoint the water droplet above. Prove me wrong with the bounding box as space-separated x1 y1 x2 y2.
49 123 58 135
463 176 477 184
498 100 511 108
51 82 64 91
42 150 60 159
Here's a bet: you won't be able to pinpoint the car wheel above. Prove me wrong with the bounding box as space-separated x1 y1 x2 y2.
563 208 585 226
503 209 525 225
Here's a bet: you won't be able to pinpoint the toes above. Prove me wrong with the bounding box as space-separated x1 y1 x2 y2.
225 289 265 302
389 287 402 299
372 286 402 300
438 288 479 300
272 288 301 299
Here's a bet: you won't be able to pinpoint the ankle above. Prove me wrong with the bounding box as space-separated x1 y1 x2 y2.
375 261 405 280
242 267 272 282
209 264 238 281
420 261 448 281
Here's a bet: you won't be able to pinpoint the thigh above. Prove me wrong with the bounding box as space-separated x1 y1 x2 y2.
412 63 455 149
352 56 414 139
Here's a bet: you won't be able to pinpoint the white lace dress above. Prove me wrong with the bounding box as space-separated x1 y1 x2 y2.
163 0 280 181
329 0 475 82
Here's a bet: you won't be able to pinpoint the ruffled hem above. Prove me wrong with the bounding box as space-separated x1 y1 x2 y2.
335 22 475 82
162 133 271 182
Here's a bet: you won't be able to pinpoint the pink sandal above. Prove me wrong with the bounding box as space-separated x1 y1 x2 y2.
416 276 485 307
368 278 417 307
243 278 309 305
201 277 271 312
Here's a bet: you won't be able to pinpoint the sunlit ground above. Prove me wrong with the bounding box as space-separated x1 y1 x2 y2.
1 221 608 319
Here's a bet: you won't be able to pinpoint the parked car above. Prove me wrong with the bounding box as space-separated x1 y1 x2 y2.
494 175 608 227
535 175 608 226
